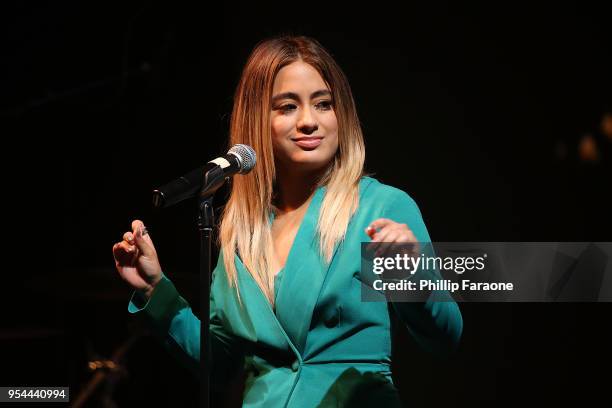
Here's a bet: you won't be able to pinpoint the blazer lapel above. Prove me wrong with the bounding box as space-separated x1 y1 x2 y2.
275 185 339 354
229 256 294 352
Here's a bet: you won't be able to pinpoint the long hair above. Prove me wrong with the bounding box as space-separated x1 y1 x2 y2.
219 35 365 305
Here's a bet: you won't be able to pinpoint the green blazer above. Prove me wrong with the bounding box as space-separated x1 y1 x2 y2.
128 176 463 407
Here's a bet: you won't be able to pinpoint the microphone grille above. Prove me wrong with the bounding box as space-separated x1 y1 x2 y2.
228 144 256 174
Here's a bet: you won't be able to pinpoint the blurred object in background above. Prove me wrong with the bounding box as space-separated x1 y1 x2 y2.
555 109 612 165
578 133 600 163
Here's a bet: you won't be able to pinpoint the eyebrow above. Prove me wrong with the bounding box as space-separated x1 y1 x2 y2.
271 89 331 104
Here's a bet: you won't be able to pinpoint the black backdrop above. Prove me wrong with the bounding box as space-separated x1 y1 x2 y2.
2 1 611 407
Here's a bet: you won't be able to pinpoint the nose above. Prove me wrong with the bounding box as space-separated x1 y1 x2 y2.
297 106 319 135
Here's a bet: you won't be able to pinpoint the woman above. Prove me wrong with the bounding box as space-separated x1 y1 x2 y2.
112 35 463 407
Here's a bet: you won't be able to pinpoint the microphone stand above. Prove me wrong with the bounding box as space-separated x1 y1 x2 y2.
197 165 227 408
198 194 212 408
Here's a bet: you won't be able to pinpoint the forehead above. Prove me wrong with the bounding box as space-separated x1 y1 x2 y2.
273 61 329 93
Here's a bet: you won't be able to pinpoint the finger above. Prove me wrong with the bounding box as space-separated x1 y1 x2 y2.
131 219 145 235
366 225 396 254
365 226 376 239
119 241 140 266
113 242 137 266
131 220 155 256
367 218 394 233
374 228 404 256
123 231 134 245
112 243 122 261
131 219 154 246
382 230 420 260
369 223 410 254
381 228 403 243
366 220 400 252
113 241 136 256
366 220 398 243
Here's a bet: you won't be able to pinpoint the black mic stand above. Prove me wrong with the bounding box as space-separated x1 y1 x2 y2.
197 165 228 408
198 194 213 408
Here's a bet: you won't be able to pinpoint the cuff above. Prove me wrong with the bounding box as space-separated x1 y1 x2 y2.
127 274 187 334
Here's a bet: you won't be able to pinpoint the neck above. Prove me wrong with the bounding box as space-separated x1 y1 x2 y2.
273 166 324 213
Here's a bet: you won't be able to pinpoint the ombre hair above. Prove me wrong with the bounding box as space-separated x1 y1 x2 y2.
219 35 365 305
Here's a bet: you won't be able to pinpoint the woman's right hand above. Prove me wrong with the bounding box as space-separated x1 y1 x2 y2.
112 220 162 300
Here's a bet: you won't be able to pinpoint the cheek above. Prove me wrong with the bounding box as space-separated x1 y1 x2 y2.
322 113 339 144
322 111 338 132
271 116 294 143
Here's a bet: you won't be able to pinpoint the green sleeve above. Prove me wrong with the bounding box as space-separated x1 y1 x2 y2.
127 266 244 386
382 190 464 355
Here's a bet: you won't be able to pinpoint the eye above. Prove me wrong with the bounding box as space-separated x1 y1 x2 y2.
276 104 297 114
315 100 333 111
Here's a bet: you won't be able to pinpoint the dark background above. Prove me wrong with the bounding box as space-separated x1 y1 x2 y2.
2 1 611 407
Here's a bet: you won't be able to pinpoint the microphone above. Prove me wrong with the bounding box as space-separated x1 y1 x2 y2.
152 144 256 209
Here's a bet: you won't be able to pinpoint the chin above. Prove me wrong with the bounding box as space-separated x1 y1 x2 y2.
283 152 334 172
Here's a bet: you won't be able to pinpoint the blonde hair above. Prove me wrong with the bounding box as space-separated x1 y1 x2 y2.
219 35 365 305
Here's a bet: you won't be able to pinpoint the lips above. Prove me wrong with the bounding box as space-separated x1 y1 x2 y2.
292 136 323 149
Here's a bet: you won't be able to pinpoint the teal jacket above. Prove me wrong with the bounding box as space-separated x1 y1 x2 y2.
128 177 463 407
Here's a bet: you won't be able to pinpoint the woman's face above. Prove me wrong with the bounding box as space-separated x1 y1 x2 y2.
270 61 339 173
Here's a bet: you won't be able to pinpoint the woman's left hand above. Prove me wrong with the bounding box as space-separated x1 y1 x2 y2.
365 218 419 257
